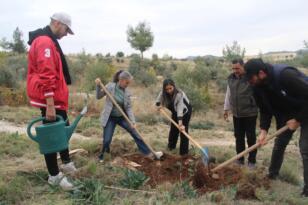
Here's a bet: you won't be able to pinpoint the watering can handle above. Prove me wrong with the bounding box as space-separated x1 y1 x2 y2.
27 115 64 142
27 117 44 142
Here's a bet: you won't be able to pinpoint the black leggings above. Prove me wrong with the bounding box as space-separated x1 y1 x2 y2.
40 108 71 176
168 109 192 155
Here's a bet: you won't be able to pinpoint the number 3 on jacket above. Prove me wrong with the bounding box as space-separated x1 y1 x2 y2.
44 48 51 58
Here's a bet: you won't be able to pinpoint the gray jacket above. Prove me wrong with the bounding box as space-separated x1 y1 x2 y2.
156 90 190 119
224 74 258 118
96 82 135 127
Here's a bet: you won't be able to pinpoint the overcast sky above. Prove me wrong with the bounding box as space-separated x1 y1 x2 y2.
1 0 308 58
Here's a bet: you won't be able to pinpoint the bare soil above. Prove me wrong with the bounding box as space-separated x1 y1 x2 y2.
124 153 270 199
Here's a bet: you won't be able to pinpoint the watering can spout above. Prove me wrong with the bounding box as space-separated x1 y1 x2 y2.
65 106 87 141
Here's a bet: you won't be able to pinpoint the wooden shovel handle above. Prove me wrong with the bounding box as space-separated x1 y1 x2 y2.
211 125 289 172
160 108 203 150
99 82 157 155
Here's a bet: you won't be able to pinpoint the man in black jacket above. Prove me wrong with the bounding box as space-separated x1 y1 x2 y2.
244 58 308 197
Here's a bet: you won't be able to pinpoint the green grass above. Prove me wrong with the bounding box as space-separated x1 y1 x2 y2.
279 157 301 185
190 121 215 130
0 132 37 158
1 103 308 204
75 116 101 137
0 106 39 124
255 181 308 205
71 138 101 155
208 145 236 163
71 178 114 205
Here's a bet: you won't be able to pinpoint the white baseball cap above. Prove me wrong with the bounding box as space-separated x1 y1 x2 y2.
50 12 74 35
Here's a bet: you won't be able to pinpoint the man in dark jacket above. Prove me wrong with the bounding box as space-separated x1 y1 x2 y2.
244 58 308 197
224 59 258 168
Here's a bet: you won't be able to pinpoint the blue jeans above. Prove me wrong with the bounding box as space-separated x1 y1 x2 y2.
102 116 151 155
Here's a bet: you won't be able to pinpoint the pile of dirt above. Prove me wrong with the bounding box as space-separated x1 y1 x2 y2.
124 153 196 187
123 153 270 199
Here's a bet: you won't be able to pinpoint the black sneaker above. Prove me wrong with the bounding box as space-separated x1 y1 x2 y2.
247 162 256 170
234 159 244 166
301 188 308 197
98 153 104 163
267 173 278 180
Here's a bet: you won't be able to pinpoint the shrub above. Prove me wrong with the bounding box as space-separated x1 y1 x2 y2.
128 55 157 86
119 169 148 189
172 64 211 111
84 60 116 91
0 68 16 88
0 86 28 106
215 66 230 92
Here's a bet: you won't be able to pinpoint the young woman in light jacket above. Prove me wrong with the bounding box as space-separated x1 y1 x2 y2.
156 79 192 155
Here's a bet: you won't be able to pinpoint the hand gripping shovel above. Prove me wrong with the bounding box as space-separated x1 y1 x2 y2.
212 125 289 172
99 82 163 160
159 107 210 166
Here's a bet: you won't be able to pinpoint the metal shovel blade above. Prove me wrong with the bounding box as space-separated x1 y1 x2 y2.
200 147 209 166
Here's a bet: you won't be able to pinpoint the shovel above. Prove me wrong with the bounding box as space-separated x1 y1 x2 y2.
212 125 289 172
159 107 210 166
99 81 163 160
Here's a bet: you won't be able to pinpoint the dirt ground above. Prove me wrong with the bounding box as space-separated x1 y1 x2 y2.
124 153 270 199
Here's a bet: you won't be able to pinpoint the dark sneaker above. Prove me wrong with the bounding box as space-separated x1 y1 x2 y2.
234 159 244 166
267 173 278 180
167 147 177 154
209 156 216 164
98 153 104 163
301 188 308 197
247 162 256 170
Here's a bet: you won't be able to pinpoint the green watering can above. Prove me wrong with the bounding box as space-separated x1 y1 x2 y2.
27 106 87 154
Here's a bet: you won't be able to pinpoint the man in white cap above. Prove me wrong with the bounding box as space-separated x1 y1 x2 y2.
27 12 76 190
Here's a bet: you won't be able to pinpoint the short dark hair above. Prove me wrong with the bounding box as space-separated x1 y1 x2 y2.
244 58 268 80
232 58 244 65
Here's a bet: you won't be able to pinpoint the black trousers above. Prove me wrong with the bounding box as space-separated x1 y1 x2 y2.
268 114 294 177
233 116 257 163
269 114 308 191
40 108 71 176
168 110 192 155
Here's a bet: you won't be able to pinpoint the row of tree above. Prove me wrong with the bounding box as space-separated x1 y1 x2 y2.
0 23 249 61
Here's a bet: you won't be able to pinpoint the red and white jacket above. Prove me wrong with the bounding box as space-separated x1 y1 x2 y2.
27 36 69 111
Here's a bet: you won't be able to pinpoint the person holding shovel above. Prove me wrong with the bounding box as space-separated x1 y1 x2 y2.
244 58 308 197
27 12 76 190
95 70 160 162
224 58 258 169
155 79 192 155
